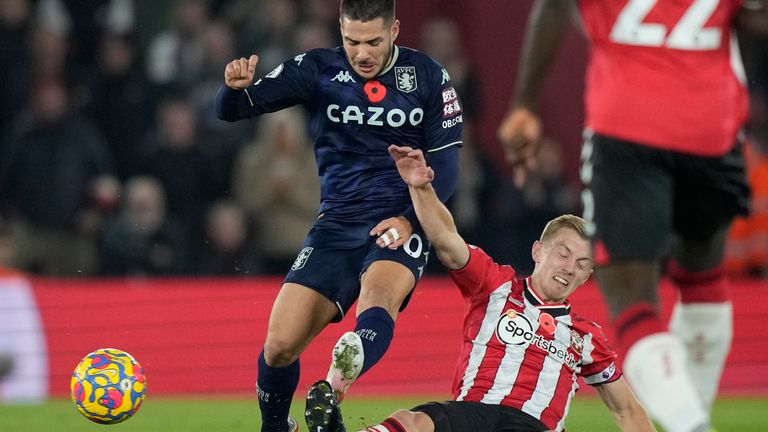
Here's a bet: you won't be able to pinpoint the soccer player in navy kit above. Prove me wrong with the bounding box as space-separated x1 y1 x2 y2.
215 1 463 431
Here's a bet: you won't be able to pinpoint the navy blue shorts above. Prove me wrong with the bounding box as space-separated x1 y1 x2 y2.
581 132 750 261
284 215 430 322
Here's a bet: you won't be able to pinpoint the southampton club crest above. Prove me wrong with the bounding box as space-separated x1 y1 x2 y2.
570 329 584 355
395 66 417 93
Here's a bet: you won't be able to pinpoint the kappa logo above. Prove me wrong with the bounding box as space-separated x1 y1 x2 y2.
266 63 284 78
395 66 417 92
331 70 356 83
441 68 451 85
291 247 314 270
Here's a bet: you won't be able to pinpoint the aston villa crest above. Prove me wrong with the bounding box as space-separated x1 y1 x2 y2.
395 66 417 93
291 247 313 270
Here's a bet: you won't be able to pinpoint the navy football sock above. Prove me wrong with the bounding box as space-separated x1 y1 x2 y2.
257 350 299 432
354 306 395 376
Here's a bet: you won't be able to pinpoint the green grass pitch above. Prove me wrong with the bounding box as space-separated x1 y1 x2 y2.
0 396 766 431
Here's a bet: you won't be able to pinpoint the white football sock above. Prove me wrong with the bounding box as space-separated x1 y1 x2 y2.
669 302 733 414
624 332 708 432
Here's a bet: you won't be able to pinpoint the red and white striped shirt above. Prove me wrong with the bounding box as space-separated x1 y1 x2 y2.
449 245 619 431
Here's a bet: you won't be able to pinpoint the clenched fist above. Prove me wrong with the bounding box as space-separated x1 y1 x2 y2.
497 107 542 187
224 54 259 90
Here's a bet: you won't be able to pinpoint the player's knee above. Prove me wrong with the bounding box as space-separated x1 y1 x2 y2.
262 337 301 367
357 285 402 316
390 409 433 432
672 227 729 271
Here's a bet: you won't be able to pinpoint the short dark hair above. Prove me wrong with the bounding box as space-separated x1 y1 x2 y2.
340 0 395 25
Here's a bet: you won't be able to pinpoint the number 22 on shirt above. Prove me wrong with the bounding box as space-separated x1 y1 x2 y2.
610 0 723 50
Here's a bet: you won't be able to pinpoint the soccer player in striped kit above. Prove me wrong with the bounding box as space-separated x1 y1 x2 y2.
215 1 463 431
498 1 768 431
304 145 655 432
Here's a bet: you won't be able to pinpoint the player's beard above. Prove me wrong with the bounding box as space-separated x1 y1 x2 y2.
364 43 395 77
354 44 392 78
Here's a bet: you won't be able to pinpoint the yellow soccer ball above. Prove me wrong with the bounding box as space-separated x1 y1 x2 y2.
70 348 147 424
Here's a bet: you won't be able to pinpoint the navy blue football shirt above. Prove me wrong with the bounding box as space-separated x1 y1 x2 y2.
216 45 463 222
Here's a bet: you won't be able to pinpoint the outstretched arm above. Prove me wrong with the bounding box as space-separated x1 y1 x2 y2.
388 145 469 270
370 146 459 251
594 377 657 432
497 0 574 186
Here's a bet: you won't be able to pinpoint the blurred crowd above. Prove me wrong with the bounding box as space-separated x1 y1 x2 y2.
0 0 766 278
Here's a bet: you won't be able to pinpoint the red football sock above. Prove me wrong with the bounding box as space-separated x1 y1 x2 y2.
613 303 666 362
363 417 407 432
667 262 730 304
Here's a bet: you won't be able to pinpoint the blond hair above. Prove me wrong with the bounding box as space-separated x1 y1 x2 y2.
539 214 589 243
